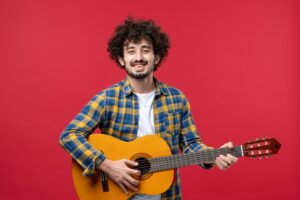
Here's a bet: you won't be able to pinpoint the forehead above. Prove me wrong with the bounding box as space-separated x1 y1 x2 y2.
124 39 153 49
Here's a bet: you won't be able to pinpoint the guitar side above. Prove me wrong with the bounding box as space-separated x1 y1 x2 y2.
72 134 174 200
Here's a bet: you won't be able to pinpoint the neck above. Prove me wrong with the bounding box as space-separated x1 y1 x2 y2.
147 146 244 173
127 74 155 94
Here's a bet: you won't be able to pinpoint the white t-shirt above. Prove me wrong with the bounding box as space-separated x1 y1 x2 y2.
133 90 161 200
136 90 156 137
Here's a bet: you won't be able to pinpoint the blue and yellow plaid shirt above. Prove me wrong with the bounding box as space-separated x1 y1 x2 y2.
60 78 207 200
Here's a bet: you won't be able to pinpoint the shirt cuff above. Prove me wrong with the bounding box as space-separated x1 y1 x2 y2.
82 151 106 176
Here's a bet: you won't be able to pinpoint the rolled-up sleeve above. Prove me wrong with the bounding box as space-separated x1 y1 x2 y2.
59 92 106 176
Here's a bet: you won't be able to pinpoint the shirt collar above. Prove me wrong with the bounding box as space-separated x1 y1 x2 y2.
123 77 169 97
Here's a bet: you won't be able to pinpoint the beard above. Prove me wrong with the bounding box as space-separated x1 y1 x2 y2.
125 68 152 79
125 60 154 79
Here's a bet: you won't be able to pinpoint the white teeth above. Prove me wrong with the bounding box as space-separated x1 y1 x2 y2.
133 65 145 68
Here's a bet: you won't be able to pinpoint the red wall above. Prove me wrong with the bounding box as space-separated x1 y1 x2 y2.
1 0 299 199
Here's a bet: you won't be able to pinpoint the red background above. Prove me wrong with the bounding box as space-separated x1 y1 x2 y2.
1 0 299 199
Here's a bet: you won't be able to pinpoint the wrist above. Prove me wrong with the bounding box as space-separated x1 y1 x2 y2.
96 158 110 172
96 157 105 170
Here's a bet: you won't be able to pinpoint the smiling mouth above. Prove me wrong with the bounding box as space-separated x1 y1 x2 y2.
131 63 147 70
131 60 148 67
133 66 146 73
134 64 146 68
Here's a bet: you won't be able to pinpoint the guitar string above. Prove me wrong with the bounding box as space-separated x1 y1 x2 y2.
134 156 219 171
133 147 242 167
129 147 243 170
109 146 243 171
102 142 264 172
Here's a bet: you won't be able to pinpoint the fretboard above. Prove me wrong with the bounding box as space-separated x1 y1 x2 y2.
149 146 244 172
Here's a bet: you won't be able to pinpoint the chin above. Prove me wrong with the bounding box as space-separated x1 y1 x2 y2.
128 72 150 79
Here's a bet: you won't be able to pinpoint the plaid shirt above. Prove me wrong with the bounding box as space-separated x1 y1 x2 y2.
59 78 207 200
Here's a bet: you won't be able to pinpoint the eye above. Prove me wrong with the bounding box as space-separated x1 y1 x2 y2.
142 49 150 54
127 50 135 55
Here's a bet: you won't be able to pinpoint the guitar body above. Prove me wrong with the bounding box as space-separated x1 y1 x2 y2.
72 134 281 200
72 134 174 200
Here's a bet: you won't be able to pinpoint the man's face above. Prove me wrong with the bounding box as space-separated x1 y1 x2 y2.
118 39 160 79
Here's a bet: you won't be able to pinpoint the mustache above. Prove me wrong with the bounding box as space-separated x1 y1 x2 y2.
130 60 148 66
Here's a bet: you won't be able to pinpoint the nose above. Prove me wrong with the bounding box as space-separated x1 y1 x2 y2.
135 51 144 61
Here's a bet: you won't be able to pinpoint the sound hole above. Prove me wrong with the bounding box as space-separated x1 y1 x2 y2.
133 157 150 175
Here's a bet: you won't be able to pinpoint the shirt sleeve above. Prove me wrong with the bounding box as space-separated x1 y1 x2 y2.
59 92 106 176
179 94 213 169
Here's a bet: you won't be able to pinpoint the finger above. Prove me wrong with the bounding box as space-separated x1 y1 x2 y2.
221 154 237 166
123 179 139 192
128 168 141 176
220 155 233 165
125 174 140 186
123 159 139 167
220 142 233 148
215 156 229 170
117 182 129 195
215 159 227 170
227 154 238 163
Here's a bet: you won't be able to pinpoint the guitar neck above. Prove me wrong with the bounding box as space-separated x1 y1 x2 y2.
149 146 244 172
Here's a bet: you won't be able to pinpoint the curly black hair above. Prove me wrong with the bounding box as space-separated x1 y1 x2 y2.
107 17 170 70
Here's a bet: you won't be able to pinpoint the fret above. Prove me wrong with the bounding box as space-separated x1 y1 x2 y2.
220 148 226 156
165 156 171 169
158 157 163 170
178 154 183 168
214 149 219 159
183 154 189 165
216 148 220 157
207 149 213 163
169 155 174 169
195 152 200 164
211 149 215 162
200 151 207 163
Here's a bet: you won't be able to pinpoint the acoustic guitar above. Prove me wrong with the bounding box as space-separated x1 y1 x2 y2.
72 134 281 200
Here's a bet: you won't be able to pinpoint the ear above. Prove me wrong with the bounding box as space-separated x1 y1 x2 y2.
154 55 160 65
118 57 125 66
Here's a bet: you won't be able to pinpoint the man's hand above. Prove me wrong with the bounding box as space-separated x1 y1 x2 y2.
215 142 238 170
97 159 141 195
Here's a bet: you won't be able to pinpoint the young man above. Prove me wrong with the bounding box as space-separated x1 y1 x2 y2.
59 17 238 200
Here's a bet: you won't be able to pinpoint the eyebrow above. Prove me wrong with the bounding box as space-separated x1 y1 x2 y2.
125 46 135 50
141 45 152 49
125 45 152 50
